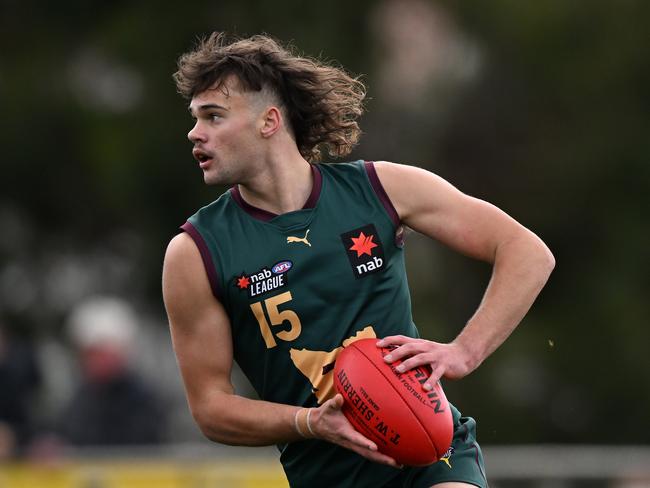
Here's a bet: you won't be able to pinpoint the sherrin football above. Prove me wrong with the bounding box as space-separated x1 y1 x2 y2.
334 338 453 466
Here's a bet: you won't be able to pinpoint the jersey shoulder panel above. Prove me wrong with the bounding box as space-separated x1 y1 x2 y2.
180 190 238 300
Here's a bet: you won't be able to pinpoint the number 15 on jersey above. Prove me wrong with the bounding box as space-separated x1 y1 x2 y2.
250 291 302 348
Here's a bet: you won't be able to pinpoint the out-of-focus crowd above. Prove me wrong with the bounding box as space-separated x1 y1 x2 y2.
0 296 184 461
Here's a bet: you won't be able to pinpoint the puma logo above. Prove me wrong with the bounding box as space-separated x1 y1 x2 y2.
287 229 311 247
440 447 454 468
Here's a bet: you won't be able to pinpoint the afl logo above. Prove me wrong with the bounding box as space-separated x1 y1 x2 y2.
272 261 293 274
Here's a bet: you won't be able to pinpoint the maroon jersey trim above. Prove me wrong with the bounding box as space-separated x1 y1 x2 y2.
364 161 400 228
229 187 276 221
302 163 323 209
180 221 223 300
229 164 323 221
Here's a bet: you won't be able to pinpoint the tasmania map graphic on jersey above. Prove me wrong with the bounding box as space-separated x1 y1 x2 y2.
289 326 377 404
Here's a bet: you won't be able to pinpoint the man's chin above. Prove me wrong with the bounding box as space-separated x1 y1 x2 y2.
203 171 233 187
203 176 222 186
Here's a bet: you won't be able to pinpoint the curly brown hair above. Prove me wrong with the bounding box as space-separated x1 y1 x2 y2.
174 33 366 162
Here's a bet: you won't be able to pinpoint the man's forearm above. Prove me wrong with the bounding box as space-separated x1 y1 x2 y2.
192 390 308 446
192 390 401 467
453 231 555 371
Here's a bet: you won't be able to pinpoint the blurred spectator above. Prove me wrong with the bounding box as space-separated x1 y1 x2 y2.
0 323 41 459
58 297 166 446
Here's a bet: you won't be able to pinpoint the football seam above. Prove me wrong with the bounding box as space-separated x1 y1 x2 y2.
350 342 438 460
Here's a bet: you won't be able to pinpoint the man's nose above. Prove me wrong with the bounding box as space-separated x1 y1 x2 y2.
188 122 206 143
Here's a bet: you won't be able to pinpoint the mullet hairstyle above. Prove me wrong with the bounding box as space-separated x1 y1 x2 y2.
174 33 366 162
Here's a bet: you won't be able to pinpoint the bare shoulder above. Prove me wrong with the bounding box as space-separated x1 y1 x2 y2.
164 234 201 293
372 160 462 221
373 160 445 179
162 232 217 318
164 232 201 267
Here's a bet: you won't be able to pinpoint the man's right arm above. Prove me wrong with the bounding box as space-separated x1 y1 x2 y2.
162 233 399 465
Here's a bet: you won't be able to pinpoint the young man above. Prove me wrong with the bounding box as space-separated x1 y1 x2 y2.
162 33 554 488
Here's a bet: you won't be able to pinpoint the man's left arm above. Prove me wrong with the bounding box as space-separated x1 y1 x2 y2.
373 161 555 390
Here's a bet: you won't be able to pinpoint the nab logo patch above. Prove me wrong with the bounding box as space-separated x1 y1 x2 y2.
340 224 385 279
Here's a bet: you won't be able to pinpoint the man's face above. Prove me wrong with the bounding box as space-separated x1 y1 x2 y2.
188 79 264 186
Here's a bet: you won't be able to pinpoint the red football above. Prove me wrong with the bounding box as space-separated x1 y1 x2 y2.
333 338 453 466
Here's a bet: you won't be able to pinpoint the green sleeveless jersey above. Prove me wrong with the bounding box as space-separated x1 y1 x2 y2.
182 160 461 487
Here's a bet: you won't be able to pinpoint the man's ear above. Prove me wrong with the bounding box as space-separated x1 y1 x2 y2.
260 106 282 138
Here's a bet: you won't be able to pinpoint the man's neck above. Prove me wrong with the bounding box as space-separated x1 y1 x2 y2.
237 150 314 216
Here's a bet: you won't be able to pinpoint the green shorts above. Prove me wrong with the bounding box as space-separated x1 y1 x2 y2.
281 414 487 488
386 416 487 488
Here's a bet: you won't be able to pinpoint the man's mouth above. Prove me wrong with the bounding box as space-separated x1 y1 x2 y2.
193 149 214 168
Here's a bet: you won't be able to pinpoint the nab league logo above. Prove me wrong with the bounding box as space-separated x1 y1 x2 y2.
235 260 293 298
340 224 385 279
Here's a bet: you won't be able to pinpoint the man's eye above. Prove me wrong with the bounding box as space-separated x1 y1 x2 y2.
210 114 221 121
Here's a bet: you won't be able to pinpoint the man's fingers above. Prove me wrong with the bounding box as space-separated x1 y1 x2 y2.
346 442 401 468
376 335 409 347
382 341 428 364
329 393 344 409
425 365 446 390
392 352 434 372
329 399 377 450
346 429 378 452
321 395 402 468
321 394 342 411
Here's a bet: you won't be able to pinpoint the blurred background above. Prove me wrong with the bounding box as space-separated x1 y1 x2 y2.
1 0 649 486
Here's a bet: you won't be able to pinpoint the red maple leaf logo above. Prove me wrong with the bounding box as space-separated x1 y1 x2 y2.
236 275 250 289
349 232 378 257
